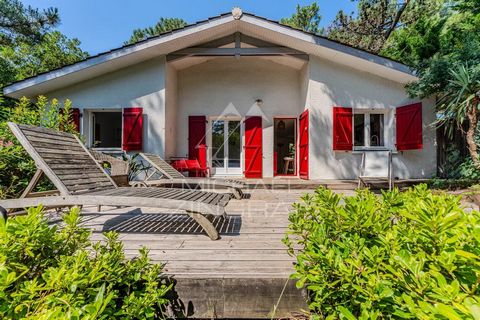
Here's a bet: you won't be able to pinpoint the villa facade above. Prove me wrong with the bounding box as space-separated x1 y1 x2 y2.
3 9 436 180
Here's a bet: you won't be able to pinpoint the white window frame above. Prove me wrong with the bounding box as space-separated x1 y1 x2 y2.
87 108 123 151
207 115 244 176
353 109 388 151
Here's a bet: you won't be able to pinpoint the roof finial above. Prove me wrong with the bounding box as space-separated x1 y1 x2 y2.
232 7 243 20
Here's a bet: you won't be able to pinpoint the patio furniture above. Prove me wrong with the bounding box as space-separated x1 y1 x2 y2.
170 158 210 177
0 122 231 240
283 157 294 174
136 153 245 200
90 150 129 186
358 150 393 190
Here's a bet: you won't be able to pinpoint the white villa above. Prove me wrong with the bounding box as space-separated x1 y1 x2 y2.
3 8 436 180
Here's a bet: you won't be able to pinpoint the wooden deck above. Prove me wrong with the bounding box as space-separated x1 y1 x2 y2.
79 188 344 318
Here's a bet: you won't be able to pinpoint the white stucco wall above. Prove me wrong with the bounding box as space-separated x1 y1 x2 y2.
175 57 303 178
165 64 178 159
306 56 436 179
39 52 435 180
46 56 167 156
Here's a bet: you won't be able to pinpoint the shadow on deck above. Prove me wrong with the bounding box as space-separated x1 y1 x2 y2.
102 211 242 236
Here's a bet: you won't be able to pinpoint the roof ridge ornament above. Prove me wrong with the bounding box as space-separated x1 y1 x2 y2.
232 7 243 20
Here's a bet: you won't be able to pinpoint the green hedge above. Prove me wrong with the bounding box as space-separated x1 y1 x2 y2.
0 207 172 319
284 185 480 319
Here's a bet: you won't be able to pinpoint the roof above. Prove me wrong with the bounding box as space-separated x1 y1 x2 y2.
3 10 417 98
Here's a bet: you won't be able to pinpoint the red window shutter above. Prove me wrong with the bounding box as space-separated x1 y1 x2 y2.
122 107 143 151
72 108 80 132
396 102 423 150
244 116 263 178
188 116 207 176
333 106 353 150
298 110 309 180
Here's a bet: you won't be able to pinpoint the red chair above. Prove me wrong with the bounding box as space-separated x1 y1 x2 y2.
170 159 188 173
170 159 210 177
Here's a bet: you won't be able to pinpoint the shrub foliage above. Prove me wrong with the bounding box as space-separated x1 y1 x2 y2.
284 185 480 319
0 206 172 319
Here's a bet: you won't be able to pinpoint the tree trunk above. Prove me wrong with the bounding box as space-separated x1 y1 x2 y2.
466 101 480 169
384 1 409 41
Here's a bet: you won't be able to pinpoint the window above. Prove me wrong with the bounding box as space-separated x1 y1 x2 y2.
370 114 384 146
353 112 385 148
92 111 122 148
354 114 365 147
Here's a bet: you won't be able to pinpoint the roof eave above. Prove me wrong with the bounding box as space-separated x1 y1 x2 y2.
3 12 417 98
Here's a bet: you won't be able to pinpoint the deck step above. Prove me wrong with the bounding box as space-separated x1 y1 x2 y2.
166 277 308 319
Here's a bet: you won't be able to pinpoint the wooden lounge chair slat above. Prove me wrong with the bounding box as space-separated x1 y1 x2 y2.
40 154 92 161
65 180 113 189
60 172 111 180
41 154 93 161
192 191 211 203
36 148 89 156
180 189 201 202
30 143 86 152
201 192 217 205
141 153 185 179
52 168 108 176
152 188 178 198
3 123 230 240
43 159 96 166
139 152 244 199
21 126 78 139
62 177 112 186
211 194 224 206
213 194 227 205
25 135 82 147
49 163 101 170
203 192 219 205
22 131 79 144
207 194 219 205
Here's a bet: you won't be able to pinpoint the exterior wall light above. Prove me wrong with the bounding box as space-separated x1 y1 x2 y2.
255 99 263 107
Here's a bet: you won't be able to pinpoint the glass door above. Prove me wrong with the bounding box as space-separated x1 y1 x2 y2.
210 118 242 175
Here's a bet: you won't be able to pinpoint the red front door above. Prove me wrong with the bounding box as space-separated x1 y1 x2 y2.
188 116 207 177
298 110 309 180
244 116 262 178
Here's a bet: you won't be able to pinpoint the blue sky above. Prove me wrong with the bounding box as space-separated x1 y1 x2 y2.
22 0 356 55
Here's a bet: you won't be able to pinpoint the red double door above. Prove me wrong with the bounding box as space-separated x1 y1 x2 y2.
298 110 309 180
244 116 263 178
244 110 309 180
190 112 309 179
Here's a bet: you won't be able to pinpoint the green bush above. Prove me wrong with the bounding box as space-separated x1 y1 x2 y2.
0 96 78 199
0 206 172 319
284 185 480 319
427 178 480 190
441 144 480 181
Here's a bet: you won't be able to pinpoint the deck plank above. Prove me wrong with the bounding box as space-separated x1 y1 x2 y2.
68 189 314 318
77 189 306 278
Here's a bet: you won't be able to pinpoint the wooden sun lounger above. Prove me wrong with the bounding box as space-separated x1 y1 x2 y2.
0 123 231 240
134 153 245 200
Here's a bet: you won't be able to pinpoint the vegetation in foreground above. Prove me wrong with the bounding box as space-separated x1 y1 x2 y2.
0 206 172 319
285 185 480 319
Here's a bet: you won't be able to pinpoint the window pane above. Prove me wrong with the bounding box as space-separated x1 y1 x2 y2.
228 120 241 168
93 112 122 148
211 120 224 168
354 114 365 147
370 114 384 146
